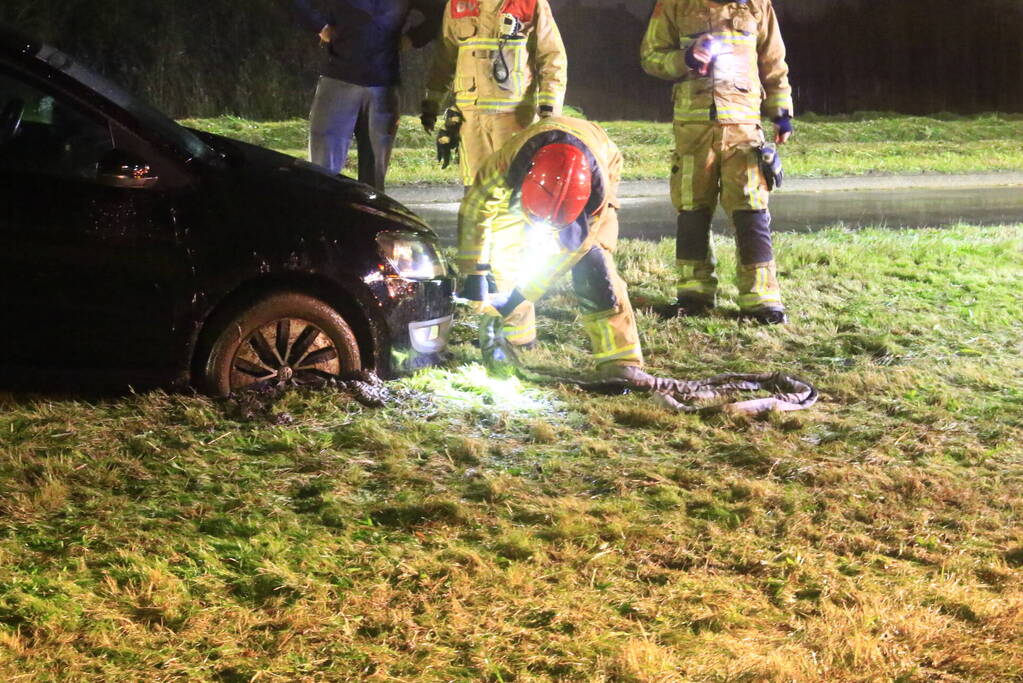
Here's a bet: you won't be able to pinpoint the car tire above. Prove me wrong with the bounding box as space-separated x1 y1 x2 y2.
201 291 361 396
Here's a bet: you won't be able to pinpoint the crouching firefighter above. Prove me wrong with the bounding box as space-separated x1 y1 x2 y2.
457 116 656 386
641 0 794 324
421 0 567 188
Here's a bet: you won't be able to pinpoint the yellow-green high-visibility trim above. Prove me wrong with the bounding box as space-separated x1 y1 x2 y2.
537 92 559 106
591 343 644 364
502 324 537 344
675 258 718 298
737 262 782 310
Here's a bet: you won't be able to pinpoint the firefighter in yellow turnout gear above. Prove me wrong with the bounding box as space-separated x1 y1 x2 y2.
458 116 647 381
641 0 794 323
421 0 567 187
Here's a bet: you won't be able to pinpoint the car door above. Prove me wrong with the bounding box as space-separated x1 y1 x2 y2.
0 62 197 377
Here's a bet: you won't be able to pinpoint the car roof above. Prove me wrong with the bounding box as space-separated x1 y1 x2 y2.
0 24 41 58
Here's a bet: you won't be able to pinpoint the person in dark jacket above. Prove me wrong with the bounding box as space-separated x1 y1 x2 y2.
286 0 442 189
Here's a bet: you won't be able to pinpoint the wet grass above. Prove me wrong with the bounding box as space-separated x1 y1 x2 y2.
2 224 1023 680
181 112 1023 184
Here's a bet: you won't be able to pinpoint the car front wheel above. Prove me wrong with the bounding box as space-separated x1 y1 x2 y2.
201 292 361 396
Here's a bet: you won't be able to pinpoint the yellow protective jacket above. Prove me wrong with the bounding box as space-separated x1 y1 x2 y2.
640 0 793 123
424 0 567 114
457 116 622 302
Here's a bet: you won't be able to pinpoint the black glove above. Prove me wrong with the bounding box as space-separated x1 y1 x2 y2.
420 99 438 133
437 134 453 169
774 114 793 138
460 273 489 302
758 143 784 191
773 109 793 144
436 107 463 170
460 268 497 300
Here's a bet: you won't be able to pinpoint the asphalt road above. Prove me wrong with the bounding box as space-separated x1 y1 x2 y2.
389 173 1023 244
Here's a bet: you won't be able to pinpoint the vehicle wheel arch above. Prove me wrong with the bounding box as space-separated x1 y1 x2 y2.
189 273 383 387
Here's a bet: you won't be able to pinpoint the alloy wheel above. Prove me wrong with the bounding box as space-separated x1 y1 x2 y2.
229 317 341 391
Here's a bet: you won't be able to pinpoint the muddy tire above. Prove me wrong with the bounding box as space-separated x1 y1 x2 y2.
201 292 361 396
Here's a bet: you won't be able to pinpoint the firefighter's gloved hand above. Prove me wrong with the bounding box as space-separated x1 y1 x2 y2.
420 100 438 133
475 289 526 319
773 111 793 144
435 108 463 169
479 291 511 318
758 143 784 190
479 316 520 370
685 34 730 76
459 269 494 314
437 134 455 169
460 273 490 302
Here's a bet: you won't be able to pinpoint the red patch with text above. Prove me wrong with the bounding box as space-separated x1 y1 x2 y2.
652 2 663 18
501 0 538 22
451 0 480 18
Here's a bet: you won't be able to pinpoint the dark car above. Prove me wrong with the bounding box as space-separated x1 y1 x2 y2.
0 26 453 394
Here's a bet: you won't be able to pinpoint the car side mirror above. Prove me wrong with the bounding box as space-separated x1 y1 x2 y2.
97 149 159 189
0 98 24 145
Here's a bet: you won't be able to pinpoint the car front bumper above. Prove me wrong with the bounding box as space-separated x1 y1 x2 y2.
381 276 454 376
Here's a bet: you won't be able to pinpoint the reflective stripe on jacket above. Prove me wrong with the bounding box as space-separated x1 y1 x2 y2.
457 116 622 301
425 0 567 114
640 0 793 123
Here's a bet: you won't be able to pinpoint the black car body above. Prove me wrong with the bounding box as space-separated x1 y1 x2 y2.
0 25 453 392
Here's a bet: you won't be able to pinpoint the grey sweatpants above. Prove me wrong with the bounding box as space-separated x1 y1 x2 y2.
308 76 399 190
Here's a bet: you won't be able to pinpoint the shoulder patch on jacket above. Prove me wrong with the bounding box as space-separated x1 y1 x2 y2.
500 0 538 23
451 0 480 18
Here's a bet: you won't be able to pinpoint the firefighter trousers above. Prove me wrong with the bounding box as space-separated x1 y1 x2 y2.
458 105 537 187
669 122 783 311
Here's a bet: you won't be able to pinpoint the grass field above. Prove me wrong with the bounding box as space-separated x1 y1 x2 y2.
2 224 1023 681
180 112 1023 184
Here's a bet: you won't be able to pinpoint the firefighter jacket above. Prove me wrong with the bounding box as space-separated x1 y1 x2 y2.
457 116 622 302
640 0 793 124
424 0 567 114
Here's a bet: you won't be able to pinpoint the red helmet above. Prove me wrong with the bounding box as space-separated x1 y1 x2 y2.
520 143 591 228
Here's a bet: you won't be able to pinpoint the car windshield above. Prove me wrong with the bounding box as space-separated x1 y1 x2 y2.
34 44 216 163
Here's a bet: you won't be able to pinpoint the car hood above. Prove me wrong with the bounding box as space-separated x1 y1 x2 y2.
192 130 436 239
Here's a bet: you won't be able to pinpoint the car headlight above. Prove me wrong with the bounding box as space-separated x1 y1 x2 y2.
376 231 448 280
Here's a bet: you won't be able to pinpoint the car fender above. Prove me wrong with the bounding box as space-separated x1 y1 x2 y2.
187 271 393 387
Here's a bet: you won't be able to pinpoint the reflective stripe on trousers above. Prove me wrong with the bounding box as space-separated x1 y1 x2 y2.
670 123 782 310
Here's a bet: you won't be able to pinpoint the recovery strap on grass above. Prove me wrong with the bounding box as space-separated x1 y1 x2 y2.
517 368 819 415
646 372 819 415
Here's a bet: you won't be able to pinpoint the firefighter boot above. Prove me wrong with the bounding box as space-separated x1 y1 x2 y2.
660 209 717 318
733 209 786 324
596 363 657 390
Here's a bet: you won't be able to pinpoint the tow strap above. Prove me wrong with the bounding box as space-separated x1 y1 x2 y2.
645 372 818 415
515 367 819 415
225 367 817 419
